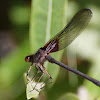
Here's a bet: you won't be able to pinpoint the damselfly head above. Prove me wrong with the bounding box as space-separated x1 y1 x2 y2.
25 54 35 63
25 56 30 62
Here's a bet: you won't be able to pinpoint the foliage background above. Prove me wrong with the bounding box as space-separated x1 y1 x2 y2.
0 0 100 100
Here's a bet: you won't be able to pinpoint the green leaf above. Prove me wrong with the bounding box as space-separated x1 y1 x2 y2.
24 73 45 99
0 39 29 88
84 54 100 98
9 5 30 25
29 0 66 87
57 93 79 100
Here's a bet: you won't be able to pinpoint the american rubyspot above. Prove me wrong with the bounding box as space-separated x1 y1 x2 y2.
25 8 100 91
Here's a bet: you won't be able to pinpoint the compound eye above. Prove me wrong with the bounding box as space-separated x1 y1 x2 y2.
25 56 30 62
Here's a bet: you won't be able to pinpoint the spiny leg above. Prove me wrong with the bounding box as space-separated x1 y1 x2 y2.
31 64 41 81
33 71 45 91
41 76 54 89
32 64 46 83
29 74 45 92
29 64 54 91
27 64 45 92
26 63 33 82
40 65 54 89
26 63 37 92
31 70 40 81
27 64 42 92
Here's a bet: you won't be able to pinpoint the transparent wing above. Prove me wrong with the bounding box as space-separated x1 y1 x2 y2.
43 9 92 53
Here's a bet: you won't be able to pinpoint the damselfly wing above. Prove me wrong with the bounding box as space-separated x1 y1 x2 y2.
43 9 92 54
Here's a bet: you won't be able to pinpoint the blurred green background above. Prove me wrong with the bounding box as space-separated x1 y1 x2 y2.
0 0 100 100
